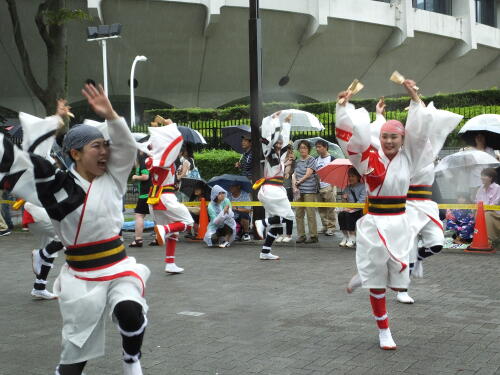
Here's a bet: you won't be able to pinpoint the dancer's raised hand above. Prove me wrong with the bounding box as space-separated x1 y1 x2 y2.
376 98 386 115
81 84 118 120
402 79 420 103
337 90 352 106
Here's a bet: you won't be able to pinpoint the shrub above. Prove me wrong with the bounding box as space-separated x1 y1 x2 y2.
194 149 241 180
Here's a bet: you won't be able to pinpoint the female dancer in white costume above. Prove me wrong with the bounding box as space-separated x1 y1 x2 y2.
361 101 462 304
254 114 295 260
0 84 149 375
149 122 194 273
335 79 452 349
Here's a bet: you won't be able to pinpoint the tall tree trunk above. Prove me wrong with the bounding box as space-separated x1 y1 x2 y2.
5 0 67 116
45 0 66 115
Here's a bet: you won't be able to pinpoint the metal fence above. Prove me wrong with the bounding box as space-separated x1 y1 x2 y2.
133 105 500 150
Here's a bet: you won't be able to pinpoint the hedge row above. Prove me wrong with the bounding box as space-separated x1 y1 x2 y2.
193 149 241 180
145 88 500 122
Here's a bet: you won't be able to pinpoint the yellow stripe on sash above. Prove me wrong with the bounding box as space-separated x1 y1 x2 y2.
407 190 432 195
368 203 406 209
66 245 125 261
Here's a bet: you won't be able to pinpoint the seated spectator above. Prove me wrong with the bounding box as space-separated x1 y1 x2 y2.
446 193 475 245
204 185 236 248
228 183 252 241
338 168 366 248
475 168 500 246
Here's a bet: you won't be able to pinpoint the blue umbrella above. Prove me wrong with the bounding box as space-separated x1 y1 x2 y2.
221 125 250 153
207 174 252 193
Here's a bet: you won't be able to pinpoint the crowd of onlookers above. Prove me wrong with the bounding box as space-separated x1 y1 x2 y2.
2 134 499 249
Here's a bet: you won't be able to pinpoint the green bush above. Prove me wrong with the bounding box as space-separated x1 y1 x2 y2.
145 88 500 122
194 149 241 180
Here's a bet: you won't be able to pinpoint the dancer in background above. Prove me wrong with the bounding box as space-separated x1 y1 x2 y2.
254 113 295 260
0 84 149 375
17 101 70 300
149 121 194 274
336 78 457 350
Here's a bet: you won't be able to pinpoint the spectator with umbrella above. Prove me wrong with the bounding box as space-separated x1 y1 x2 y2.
235 134 253 179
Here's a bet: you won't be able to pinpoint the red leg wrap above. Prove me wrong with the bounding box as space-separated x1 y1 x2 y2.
369 289 389 329
164 222 188 233
165 237 176 264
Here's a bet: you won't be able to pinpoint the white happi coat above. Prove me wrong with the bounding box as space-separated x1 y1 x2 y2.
146 125 193 227
257 116 294 221
336 101 435 288
0 115 150 362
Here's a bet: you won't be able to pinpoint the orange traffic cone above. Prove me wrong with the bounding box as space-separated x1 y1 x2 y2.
465 201 494 253
196 198 208 240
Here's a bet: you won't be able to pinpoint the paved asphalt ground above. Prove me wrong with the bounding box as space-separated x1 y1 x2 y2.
1 230 500 375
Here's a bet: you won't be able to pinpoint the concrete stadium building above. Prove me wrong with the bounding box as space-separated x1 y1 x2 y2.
1 0 500 119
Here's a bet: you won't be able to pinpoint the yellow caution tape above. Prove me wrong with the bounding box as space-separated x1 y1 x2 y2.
124 201 500 210
0 200 16 204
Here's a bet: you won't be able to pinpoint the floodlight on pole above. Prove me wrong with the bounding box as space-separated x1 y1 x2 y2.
86 23 122 97
130 55 148 127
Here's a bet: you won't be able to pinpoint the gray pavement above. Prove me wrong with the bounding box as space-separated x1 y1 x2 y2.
1 230 500 375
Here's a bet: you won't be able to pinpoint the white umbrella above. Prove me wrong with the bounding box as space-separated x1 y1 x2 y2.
458 114 500 149
434 150 500 197
276 109 324 132
458 114 500 134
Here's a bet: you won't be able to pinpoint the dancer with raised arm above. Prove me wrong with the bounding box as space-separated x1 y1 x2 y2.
336 79 446 350
254 114 295 260
0 84 149 375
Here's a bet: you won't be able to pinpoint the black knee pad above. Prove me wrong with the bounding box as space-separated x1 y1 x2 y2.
114 301 144 332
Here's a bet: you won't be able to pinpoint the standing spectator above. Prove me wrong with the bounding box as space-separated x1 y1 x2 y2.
229 183 252 241
204 185 236 247
129 151 151 247
338 168 366 248
475 168 500 246
1 190 14 230
0 208 10 236
177 144 201 180
315 139 336 236
283 145 296 202
293 140 319 243
235 135 253 178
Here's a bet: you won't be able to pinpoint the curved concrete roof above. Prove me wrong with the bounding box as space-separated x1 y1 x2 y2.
1 0 499 115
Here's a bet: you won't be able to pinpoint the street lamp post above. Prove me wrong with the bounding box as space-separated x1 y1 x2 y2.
249 0 263 180
130 55 148 127
87 24 122 97
248 0 265 225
